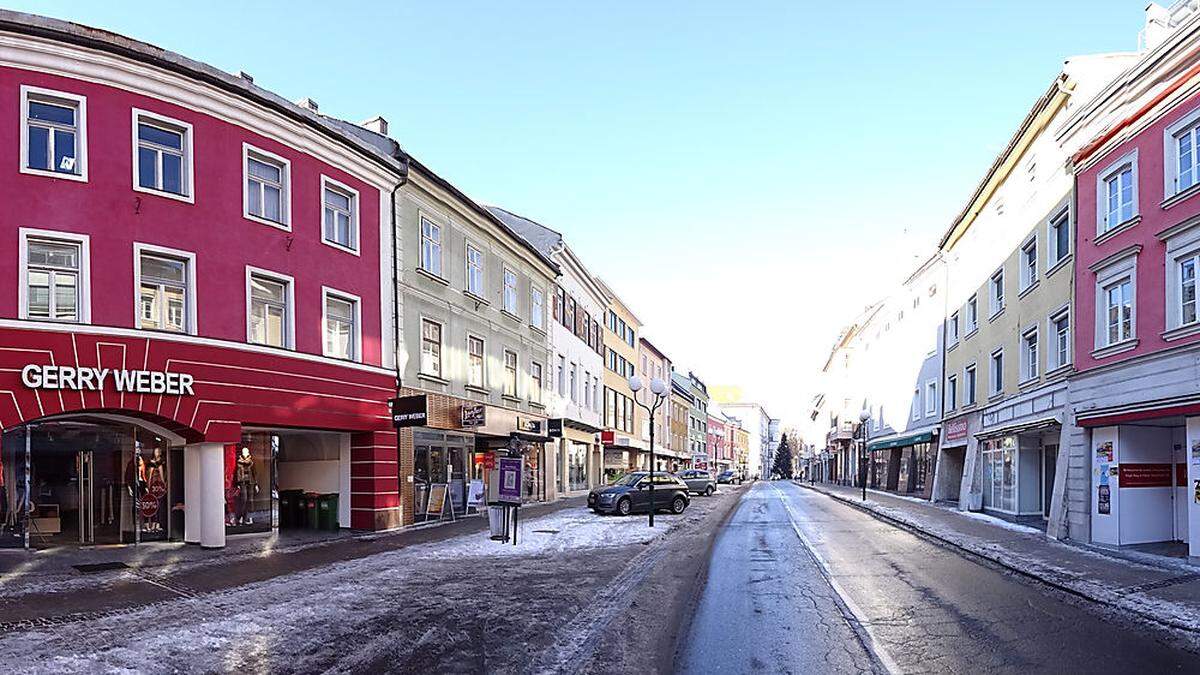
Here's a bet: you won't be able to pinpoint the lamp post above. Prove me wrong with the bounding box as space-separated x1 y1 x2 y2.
859 409 871 502
629 375 668 528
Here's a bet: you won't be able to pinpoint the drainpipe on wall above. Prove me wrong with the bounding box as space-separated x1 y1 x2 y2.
390 153 410 527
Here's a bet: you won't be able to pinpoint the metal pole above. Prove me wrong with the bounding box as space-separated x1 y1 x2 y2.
862 424 869 502
24 425 31 550
648 398 656 529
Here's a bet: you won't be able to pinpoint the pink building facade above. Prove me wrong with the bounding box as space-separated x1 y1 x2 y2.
0 13 405 551
1065 37 1200 558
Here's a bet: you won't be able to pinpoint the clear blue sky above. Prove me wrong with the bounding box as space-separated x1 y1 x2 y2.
9 0 1149 425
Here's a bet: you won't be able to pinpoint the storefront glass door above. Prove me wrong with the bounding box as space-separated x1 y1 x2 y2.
7 419 177 548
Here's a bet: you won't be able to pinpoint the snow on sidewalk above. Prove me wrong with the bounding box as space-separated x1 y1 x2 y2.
804 482 1200 643
0 502 711 673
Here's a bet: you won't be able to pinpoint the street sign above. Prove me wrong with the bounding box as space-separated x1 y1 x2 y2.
391 395 428 428
462 403 486 428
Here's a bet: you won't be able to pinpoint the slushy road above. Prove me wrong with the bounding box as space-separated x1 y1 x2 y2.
677 481 1198 674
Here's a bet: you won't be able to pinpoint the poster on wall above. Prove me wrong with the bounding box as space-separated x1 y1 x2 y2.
1192 440 1200 464
1095 441 1114 463
1098 485 1111 515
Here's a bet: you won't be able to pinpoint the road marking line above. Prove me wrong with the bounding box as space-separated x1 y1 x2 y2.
768 482 902 675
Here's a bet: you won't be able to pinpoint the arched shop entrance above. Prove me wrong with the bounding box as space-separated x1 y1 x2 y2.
0 416 352 550
0 414 187 548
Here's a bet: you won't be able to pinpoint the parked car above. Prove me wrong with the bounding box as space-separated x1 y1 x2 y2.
678 469 717 496
717 470 738 485
587 471 691 516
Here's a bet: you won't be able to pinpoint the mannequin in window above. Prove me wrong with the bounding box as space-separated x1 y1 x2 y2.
144 448 166 533
234 447 258 525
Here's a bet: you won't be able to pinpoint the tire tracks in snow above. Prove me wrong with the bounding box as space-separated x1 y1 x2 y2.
531 540 669 674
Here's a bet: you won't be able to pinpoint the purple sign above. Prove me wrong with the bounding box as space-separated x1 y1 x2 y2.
498 457 523 504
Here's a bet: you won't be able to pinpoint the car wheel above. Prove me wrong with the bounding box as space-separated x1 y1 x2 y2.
671 496 686 514
617 497 632 516
705 485 714 496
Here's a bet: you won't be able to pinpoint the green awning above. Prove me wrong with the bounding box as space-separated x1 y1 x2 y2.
867 430 934 452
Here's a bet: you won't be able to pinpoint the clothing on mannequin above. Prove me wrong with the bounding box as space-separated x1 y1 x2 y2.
234 447 258 525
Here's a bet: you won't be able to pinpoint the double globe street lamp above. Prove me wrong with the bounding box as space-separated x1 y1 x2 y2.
628 375 668 527
859 408 871 501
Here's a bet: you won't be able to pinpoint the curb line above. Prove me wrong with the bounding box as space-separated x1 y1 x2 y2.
797 482 1200 642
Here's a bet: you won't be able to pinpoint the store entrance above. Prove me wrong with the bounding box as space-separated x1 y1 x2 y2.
12 418 176 548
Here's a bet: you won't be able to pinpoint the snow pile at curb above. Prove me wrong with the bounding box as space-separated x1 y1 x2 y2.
807 486 1200 641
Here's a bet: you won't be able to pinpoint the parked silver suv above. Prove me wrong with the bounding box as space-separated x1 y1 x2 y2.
677 469 717 496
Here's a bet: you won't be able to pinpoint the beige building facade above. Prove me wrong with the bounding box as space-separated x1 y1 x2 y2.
598 280 645 475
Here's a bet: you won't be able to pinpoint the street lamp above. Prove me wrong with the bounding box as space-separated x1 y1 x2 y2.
629 375 668 527
859 409 871 501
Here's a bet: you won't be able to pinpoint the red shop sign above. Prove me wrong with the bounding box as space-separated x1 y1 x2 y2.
944 417 969 442
138 493 160 519
1118 463 1174 488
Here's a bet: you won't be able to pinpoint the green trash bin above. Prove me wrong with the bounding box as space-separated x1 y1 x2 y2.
317 493 339 531
304 492 320 530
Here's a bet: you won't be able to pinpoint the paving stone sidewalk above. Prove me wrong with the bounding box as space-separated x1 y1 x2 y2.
0 496 585 627
800 481 1200 643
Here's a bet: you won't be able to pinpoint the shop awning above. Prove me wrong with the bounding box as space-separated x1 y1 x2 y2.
867 430 934 452
975 415 1060 440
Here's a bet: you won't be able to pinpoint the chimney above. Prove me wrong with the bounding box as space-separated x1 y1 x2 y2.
1143 2 1172 51
361 116 389 136
296 97 319 113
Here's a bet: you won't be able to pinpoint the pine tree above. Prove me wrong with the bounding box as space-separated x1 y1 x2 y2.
771 435 794 479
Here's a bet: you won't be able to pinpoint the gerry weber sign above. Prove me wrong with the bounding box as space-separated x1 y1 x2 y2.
20 365 196 396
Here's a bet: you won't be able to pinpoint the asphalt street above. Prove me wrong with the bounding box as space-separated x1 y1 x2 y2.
677 481 1200 674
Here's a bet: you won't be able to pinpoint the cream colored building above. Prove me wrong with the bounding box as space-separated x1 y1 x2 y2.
935 53 1138 520
598 279 646 475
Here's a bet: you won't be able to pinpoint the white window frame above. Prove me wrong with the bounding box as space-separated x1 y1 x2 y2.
319 175 360 255
530 285 545 330
1020 326 1039 383
946 374 958 412
925 379 937 416
20 85 88 182
948 311 960 345
1020 235 1038 292
131 108 194 203
420 317 444 378
966 295 979 333
531 361 544 404
912 388 921 421
1093 249 1139 351
989 348 1004 396
964 363 977 406
465 240 485 297
502 267 519 315
503 348 519 398
1048 306 1071 371
1164 221 1200 335
467 334 487 388
18 228 91 323
1095 149 1137 235
989 268 1005 317
133 243 197 335
419 213 444 278
321 286 361 362
1047 207 1071 268
244 266 296 350
1163 105 1200 199
242 143 291 230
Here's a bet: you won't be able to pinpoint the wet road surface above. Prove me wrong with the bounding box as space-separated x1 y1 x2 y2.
677 481 1199 674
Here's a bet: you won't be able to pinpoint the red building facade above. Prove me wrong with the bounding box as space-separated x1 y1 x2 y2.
0 14 404 550
1065 38 1200 556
